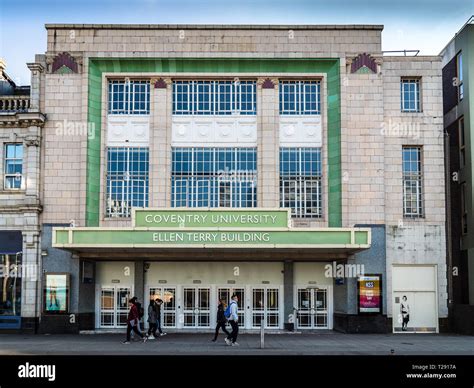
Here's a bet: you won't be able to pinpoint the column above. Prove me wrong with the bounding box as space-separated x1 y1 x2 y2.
150 77 172 207
134 261 145 305
257 77 280 207
26 63 44 112
21 231 40 332
283 260 294 331
24 129 41 198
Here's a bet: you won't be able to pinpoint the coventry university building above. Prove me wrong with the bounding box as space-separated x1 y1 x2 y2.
0 24 447 334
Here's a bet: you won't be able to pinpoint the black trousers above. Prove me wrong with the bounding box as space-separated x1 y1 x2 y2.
148 322 157 336
226 320 239 343
213 321 230 340
126 323 144 341
156 317 163 334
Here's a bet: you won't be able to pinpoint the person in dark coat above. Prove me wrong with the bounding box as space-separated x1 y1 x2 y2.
155 299 167 336
212 298 230 342
123 297 147 344
147 299 158 339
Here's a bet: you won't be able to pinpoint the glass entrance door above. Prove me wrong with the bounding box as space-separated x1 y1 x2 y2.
296 287 328 329
99 286 131 328
149 287 177 328
251 287 280 328
183 287 210 328
217 287 245 326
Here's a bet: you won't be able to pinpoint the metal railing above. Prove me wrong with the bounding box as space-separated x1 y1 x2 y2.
382 50 420 57
0 96 31 112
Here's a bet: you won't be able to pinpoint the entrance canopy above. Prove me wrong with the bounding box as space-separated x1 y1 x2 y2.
52 209 371 260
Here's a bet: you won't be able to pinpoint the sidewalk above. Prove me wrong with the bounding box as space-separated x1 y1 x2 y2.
0 332 473 355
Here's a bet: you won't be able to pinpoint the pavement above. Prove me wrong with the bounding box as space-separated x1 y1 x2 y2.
0 332 473 355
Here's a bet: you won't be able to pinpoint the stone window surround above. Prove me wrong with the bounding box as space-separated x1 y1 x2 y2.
0 135 28 193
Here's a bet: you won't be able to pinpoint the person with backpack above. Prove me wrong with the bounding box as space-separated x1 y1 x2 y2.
147 299 158 339
123 296 148 344
224 294 239 346
212 298 230 342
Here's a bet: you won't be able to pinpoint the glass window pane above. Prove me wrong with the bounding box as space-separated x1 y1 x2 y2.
172 147 257 208
0 254 22 316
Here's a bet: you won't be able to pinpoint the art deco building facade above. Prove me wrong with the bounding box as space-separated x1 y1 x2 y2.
1 24 446 334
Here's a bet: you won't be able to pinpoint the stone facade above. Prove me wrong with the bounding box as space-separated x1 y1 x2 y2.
1 24 448 333
0 62 46 331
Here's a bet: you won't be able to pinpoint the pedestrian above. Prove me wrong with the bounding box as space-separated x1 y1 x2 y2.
212 298 230 342
400 295 410 331
155 299 167 336
123 297 148 344
147 299 158 339
225 294 239 346
135 300 144 332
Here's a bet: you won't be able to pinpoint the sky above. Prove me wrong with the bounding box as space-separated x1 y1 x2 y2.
0 0 473 85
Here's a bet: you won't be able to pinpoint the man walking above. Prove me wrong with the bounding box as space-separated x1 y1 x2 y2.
225 294 239 346
155 299 167 336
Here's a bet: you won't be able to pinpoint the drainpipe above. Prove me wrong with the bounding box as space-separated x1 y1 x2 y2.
444 129 454 330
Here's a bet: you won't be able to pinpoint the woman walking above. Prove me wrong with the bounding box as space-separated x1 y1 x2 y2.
123 297 148 344
400 295 410 331
147 299 158 339
211 298 230 342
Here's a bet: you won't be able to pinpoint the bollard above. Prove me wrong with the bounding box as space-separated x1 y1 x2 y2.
260 323 265 349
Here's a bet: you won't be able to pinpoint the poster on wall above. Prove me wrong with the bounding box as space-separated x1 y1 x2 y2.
44 273 70 313
358 274 381 313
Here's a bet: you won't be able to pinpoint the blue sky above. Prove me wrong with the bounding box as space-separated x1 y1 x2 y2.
0 0 472 85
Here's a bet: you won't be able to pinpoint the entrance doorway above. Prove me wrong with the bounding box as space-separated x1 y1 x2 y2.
148 287 177 328
295 287 329 329
392 265 438 333
98 286 131 328
251 287 280 328
183 287 211 328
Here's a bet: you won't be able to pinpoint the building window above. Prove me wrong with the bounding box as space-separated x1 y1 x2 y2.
4 143 23 190
457 52 463 101
172 80 256 115
279 80 321 115
280 147 322 218
402 146 423 218
401 78 421 112
461 182 468 235
108 80 150 115
0 254 22 317
171 147 257 208
106 147 149 218
459 117 465 168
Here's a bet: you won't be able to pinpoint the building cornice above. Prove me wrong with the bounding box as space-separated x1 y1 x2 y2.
45 23 384 31
0 204 43 214
0 112 46 128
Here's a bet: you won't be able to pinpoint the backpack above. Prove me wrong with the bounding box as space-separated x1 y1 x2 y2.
224 301 235 319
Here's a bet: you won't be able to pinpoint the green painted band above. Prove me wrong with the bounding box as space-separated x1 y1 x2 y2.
134 209 289 228
87 58 341 227
54 228 368 247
